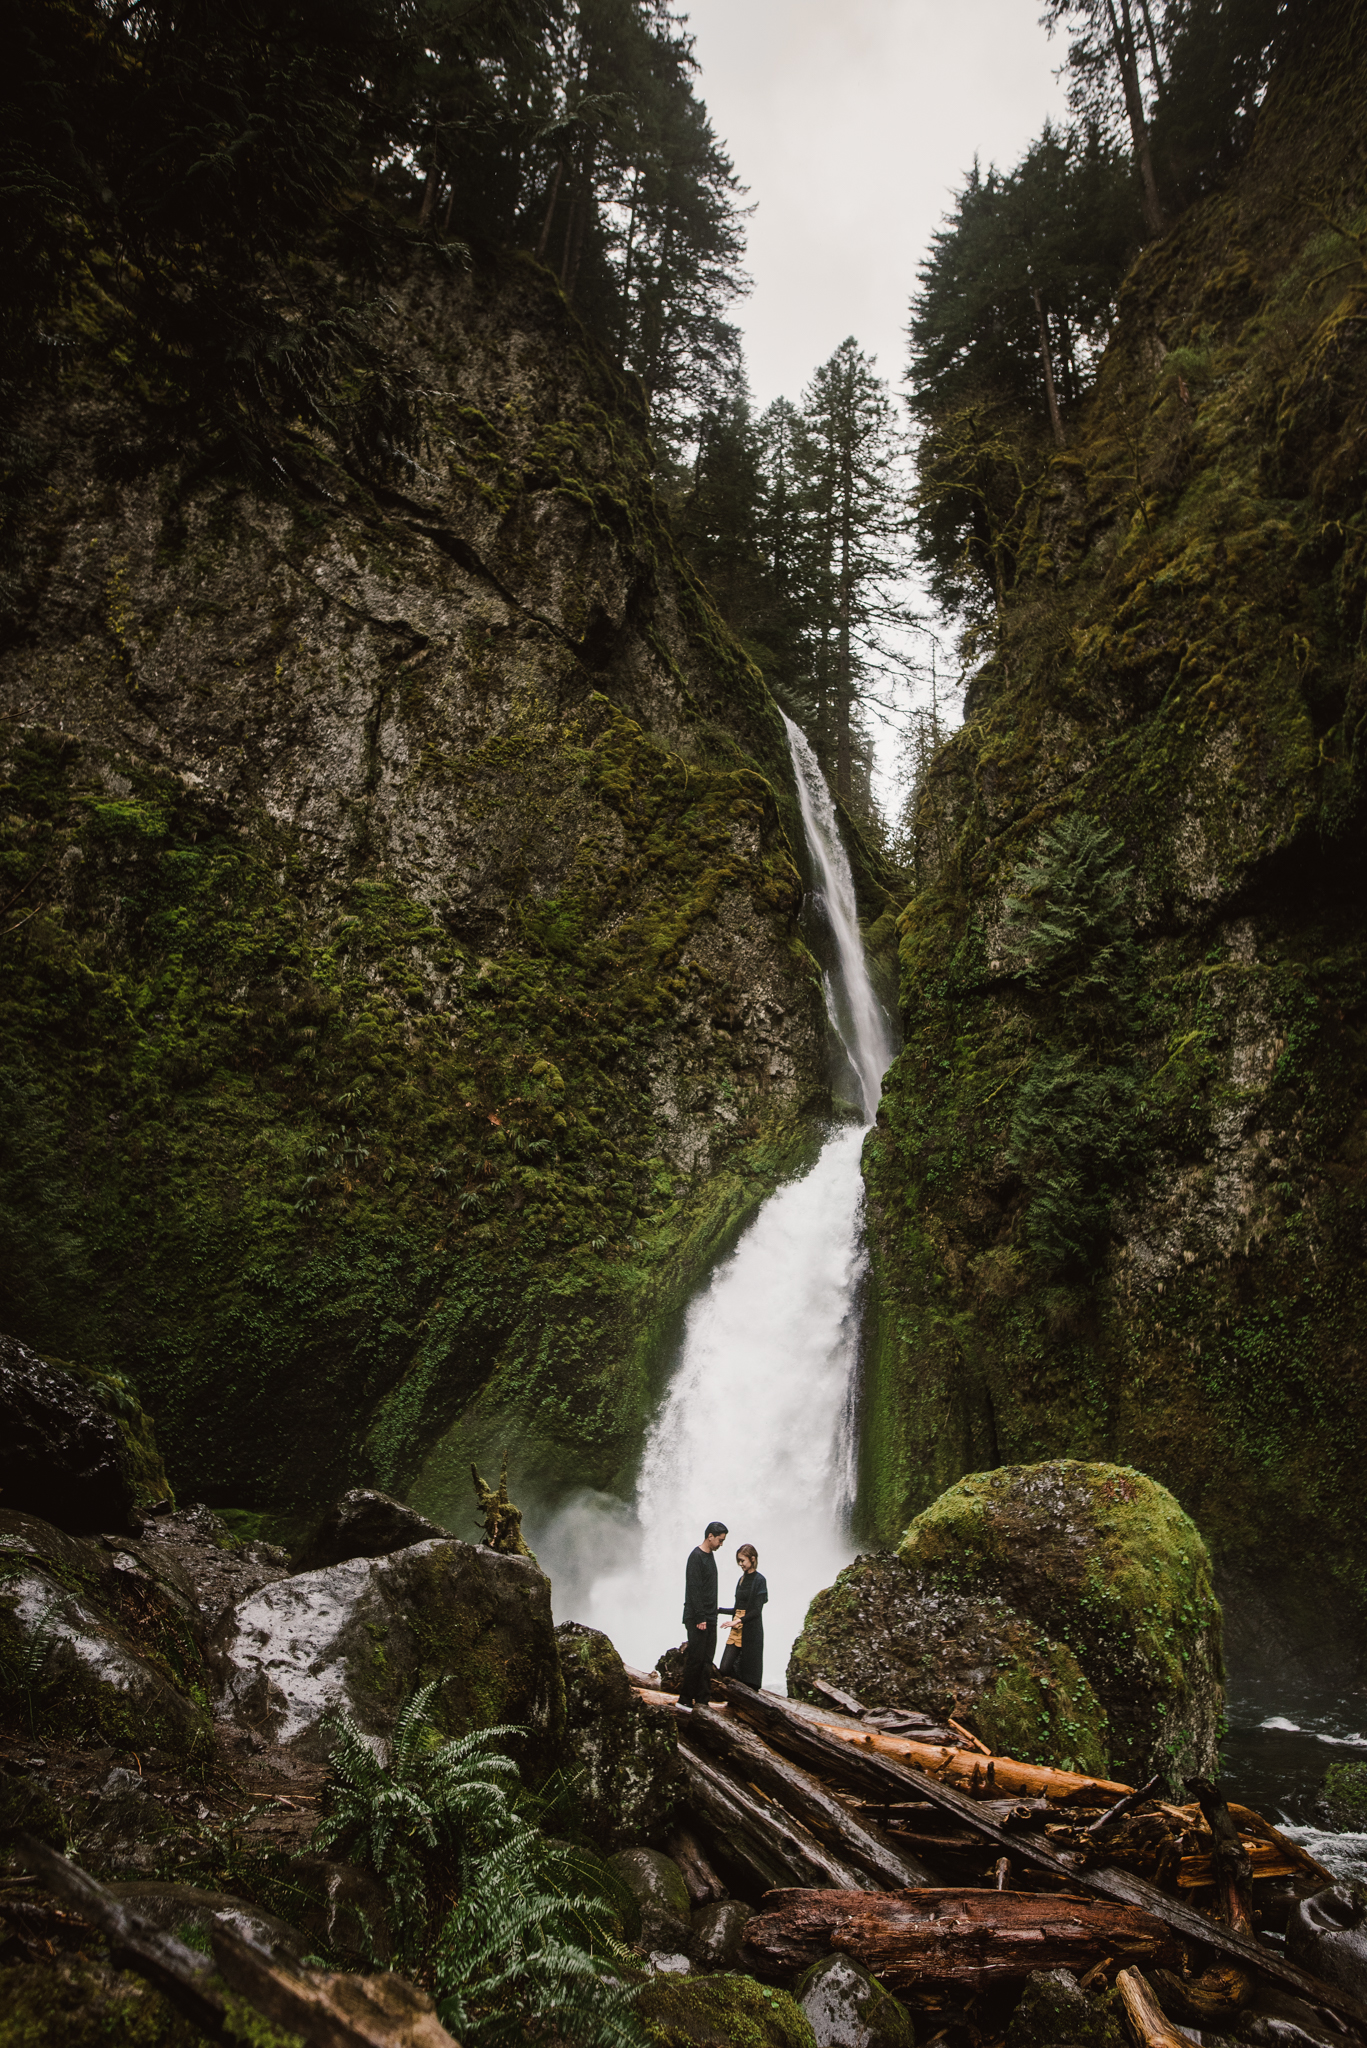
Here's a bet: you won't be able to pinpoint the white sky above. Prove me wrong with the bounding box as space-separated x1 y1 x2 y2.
684 0 1069 408
682 0 1069 809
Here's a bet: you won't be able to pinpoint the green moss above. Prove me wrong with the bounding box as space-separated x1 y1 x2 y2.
897 1462 1223 1784
0 248 830 1520
972 1636 1110 1778
863 2 1367 1647
1319 1760 1367 1830
637 1974 817 2048
0 1959 202 2048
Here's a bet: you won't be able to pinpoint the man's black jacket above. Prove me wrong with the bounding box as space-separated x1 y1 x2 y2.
682 1544 718 1627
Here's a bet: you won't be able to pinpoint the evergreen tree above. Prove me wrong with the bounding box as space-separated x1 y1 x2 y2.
795 339 917 801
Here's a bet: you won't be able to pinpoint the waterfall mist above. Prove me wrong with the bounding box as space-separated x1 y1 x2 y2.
528 716 895 1684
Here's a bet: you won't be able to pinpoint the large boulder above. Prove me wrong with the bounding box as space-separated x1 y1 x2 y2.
787 1554 1109 1777
638 1973 817 2048
795 1952 916 2048
293 1490 451 1574
791 1461 1223 1785
556 1621 681 1849
210 1536 565 1770
689 1900 753 1972
0 1510 212 1758
0 1334 171 1536
1286 1888 1367 2008
609 1846 692 1955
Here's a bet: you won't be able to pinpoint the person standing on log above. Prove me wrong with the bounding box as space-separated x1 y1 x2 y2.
718 1543 768 1690
678 1520 728 1707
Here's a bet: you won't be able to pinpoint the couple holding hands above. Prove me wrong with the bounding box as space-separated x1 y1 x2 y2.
676 1520 769 1707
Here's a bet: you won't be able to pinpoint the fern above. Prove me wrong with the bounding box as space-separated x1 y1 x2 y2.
311 1685 646 2048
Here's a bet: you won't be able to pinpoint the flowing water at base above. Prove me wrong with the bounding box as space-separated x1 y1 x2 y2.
528 718 894 1685
1222 1677 1367 1882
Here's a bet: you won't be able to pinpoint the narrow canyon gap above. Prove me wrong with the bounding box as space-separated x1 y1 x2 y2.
532 717 896 1679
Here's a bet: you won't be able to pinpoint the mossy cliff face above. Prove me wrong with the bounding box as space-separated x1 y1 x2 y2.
0 252 827 1516
791 1461 1220 1783
864 0 1367 1667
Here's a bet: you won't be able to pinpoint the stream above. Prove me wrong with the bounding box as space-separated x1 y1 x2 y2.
532 717 895 1684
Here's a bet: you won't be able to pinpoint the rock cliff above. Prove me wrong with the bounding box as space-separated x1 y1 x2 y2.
864 0 1367 1672
0 249 828 1518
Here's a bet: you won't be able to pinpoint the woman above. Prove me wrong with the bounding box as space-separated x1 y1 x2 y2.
717 1544 767 1690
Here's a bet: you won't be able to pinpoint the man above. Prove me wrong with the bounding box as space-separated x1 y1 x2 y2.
677 1520 728 1707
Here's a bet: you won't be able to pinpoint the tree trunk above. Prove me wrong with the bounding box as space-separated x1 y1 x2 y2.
675 1703 940 1890
536 160 563 261
1187 1779 1254 1937
418 167 439 228
1116 1966 1190 2048
742 1889 1180 1995
1103 0 1166 235
1136 0 1166 90
1032 286 1068 447
836 450 854 800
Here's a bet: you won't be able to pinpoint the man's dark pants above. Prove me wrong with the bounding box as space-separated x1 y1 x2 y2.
678 1622 717 1705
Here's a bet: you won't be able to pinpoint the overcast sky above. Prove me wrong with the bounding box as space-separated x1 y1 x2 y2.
684 0 1069 411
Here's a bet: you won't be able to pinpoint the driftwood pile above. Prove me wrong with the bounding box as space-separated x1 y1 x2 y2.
636 1673 1359 2042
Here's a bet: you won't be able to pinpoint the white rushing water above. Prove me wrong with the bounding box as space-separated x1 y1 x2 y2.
533 716 895 1682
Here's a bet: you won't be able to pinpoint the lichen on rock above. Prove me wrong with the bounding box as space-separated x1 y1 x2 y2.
556 1620 681 1849
212 1535 564 1770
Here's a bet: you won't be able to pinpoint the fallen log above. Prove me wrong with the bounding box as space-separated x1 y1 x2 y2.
212 1926 456 2048
667 1824 727 1905
673 1702 940 1890
741 1888 1181 1996
704 1689 1367 2034
1188 1778 1254 1935
1116 1965 1190 2048
16 1834 459 2048
1086 1865 1367 2034
677 1744 870 1894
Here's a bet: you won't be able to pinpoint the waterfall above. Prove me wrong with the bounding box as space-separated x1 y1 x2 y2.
533 717 896 1685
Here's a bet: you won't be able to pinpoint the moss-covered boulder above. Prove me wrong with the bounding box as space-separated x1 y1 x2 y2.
610 1846 692 1954
788 1551 1110 1776
1316 1762 1367 1831
638 1972 817 2048
212 1537 564 1770
0 1333 171 1537
556 1621 681 1848
795 1951 917 2048
1006 1969 1124 2048
793 1462 1222 1784
0 1510 212 1758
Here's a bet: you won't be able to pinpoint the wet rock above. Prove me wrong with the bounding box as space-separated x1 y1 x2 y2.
556 1621 681 1849
609 1846 692 1952
1314 1762 1367 1832
689 1898 753 1971
1237 1984 1350 2048
791 1461 1223 1785
1285 1886 1367 2006
137 1503 289 1638
795 1951 916 2048
0 1334 169 1536
638 1972 817 2047
1005 1968 1124 2048
211 1537 564 1769
293 1490 450 1574
104 1881 306 1962
0 1511 212 1759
